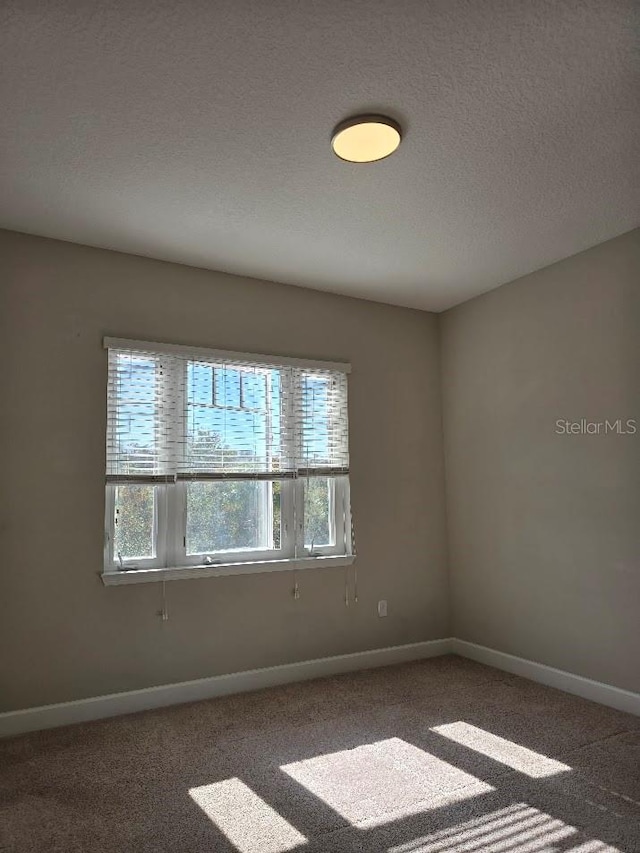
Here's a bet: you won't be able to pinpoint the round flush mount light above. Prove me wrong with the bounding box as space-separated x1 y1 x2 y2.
331 115 402 163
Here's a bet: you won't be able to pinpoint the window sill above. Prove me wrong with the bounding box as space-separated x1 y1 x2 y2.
101 555 355 586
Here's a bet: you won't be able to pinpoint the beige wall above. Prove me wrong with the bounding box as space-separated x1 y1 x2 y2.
441 229 640 692
3 226 638 713
0 230 449 712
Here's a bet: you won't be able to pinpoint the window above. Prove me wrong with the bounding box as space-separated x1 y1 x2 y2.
103 339 352 580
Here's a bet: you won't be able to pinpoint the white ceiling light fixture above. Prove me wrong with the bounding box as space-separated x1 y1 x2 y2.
331 115 402 163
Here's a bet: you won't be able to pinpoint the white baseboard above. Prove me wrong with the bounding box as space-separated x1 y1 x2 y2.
3 636 637 738
453 639 640 717
0 638 454 738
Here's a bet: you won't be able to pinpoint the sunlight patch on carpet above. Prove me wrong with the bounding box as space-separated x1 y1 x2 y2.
281 737 494 826
431 722 572 778
189 777 307 853
388 802 596 852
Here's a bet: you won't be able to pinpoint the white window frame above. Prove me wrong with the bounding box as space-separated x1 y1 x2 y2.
295 476 350 558
103 344 353 584
104 483 168 572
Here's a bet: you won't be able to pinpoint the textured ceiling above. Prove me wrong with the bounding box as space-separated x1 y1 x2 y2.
1 1 638 311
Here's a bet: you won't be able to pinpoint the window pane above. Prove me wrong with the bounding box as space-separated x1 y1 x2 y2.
241 372 267 410
186 363 279 476
113 353 159 476
301 375 331 465
272 480 281 549
214 367 241 408
186 481 280 554
113 485 156 560
304 478 333 548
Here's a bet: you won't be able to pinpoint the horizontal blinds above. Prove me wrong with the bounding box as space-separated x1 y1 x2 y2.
295 369 349 471
106 341 350 483
103 337 351 373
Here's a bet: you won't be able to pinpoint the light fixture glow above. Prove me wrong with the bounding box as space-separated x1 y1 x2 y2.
331 115 402 163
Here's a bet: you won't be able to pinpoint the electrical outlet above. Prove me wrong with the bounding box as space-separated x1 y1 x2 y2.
378 599 388 618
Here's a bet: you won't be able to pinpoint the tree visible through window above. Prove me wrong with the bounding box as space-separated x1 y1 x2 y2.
114 484 155 560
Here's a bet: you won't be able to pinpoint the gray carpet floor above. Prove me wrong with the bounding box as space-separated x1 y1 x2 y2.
1 655 639 852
